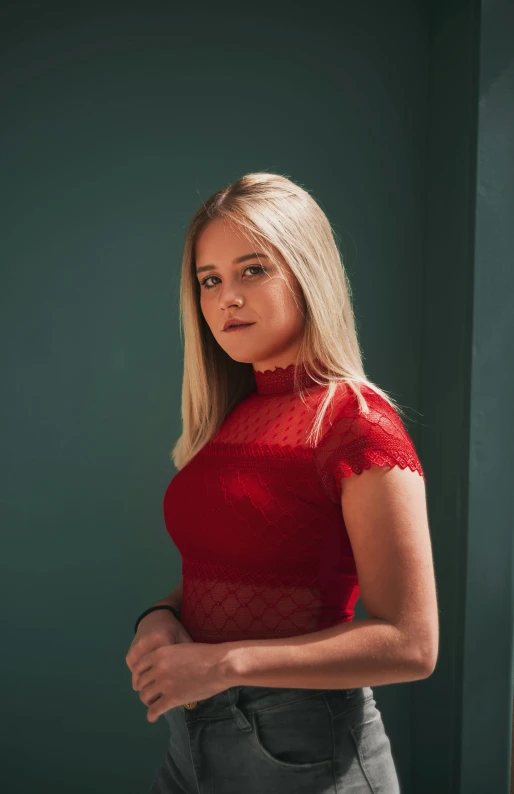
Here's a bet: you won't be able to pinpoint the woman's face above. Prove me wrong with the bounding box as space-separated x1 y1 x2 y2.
195 218 306 372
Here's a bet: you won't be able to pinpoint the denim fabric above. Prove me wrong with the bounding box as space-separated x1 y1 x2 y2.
148 683 400 793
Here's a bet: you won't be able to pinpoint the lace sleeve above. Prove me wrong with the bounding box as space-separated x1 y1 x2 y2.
315 387 425 504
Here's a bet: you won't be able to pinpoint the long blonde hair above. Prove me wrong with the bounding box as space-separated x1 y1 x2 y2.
171 171 410 471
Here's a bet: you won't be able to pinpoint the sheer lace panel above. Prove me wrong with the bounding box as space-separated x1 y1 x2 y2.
314 386 425 504
162 367 424 644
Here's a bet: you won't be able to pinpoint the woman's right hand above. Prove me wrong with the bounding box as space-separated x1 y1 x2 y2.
125 609 194 685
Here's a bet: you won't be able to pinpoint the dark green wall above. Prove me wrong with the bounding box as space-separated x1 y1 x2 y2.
1 2 511 793
415 1 514 793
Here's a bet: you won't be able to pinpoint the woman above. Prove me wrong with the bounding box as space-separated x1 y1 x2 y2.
126 172 439 793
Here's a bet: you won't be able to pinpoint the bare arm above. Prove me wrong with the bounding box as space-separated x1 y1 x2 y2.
219 466 438 689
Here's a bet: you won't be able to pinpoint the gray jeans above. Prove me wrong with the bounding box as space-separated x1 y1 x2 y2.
148 684 400 793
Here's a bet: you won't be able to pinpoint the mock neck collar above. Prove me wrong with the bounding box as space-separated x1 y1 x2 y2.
253 359 324 396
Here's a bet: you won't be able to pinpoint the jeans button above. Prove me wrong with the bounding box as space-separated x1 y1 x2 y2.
184 701 198 709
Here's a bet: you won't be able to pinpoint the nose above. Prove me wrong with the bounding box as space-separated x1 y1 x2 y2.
218 285 244 310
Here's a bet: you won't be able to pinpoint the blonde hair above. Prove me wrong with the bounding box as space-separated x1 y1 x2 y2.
171 172 410 471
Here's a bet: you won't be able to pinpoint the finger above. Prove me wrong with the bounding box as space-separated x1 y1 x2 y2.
147 694 166 722
132 649 159 689
133 662 154 691
140 682 164 708
126 634 163 671
125 640 139 670
126 639 152 670
134 668 155 693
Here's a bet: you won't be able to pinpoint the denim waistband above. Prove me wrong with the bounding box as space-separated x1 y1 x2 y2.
179 684 371 724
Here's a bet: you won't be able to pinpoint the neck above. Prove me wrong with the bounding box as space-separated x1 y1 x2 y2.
252 359 324 396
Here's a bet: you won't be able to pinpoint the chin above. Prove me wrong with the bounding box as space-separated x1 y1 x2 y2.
224 352 255 364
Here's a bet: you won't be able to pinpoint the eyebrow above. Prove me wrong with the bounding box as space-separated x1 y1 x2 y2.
196 253 269 276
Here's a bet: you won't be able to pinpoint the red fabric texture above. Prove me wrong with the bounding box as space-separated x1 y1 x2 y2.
163 362 425 644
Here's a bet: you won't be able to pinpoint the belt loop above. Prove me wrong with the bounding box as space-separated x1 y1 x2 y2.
228 686 252 732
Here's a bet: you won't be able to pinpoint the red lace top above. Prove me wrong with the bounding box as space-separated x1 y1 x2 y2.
163 362 425 644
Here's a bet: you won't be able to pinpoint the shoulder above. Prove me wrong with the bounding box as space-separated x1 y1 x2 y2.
321 382 424 485
330 382 404 431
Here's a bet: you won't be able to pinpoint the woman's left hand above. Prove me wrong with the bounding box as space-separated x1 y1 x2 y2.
132 641 232 722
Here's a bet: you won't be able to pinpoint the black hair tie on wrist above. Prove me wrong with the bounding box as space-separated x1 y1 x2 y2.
134 604 180 634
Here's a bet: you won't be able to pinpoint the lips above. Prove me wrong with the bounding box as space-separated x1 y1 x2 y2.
223 319 255 330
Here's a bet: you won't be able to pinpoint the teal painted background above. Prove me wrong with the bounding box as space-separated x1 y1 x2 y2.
3 2 511 793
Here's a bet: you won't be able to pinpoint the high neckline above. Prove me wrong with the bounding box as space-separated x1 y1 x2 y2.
253 360 323 396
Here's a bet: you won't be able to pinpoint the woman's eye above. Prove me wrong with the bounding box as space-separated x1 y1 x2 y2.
200 265 266 290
